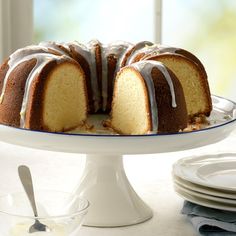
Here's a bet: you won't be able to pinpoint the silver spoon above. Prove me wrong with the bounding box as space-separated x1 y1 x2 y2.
18 165 50 233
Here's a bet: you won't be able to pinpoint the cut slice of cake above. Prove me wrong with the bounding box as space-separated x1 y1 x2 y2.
41 61 88 132
111 61 188 135
0 49 88 132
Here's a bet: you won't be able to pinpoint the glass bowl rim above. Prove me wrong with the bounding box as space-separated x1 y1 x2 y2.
0 190 89 220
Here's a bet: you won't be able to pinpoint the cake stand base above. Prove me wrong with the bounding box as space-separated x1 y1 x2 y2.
74 154 153 227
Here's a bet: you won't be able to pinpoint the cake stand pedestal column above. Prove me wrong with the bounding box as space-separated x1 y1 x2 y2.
74 154 153 227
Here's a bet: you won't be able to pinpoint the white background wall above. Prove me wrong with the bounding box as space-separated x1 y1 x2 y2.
0 0 33 62
33 0 162 44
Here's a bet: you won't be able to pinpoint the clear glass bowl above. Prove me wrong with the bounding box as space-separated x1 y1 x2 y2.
0 190 89 236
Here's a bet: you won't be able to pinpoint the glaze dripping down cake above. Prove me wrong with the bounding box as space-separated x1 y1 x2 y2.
0 40 212 134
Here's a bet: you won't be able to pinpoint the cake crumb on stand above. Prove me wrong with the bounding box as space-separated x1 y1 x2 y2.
68 115 118 135
184 115 210 132
67 113 223 135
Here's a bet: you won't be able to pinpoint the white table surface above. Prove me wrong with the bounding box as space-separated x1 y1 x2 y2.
0 129 235 236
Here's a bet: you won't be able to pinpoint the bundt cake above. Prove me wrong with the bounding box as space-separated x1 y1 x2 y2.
0 40 212 134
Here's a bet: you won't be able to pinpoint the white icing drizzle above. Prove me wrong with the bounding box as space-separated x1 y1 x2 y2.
100 41 132 111
114 42 133 77
68 41 91 62
39 41 70 56
87 40 101 112
131 61 158 132
100 43 108 111
0 44 72 127
155 45 179 54
0 45 54 103
125 41 153 65
20 53 65 128
67 40 101 112
5 45 50 67
137 44 161 59
142 45 180 59
121 44 181 62
61 42 70 51
131 60 177 132
154 62 177 108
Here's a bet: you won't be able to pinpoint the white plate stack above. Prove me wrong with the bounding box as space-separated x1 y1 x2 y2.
172 153 236 211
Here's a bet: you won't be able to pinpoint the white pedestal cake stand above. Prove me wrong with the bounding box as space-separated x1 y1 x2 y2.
0 95 235 227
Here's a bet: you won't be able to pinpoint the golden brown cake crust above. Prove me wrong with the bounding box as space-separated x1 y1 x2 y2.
23 60 58 130
172 50 212 115
69 45 94 112
151 67 188 132
0 59 37 127
120 41 153 67
146 54 212 117
106 54 117 112
94 42 102 111
25 60 87 131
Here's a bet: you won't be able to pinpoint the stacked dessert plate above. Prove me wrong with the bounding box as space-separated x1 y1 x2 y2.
172 153 236 211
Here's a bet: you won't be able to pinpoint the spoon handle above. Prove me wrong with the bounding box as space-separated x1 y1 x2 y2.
18 165 38 217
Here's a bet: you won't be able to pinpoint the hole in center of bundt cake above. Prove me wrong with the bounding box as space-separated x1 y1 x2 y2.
111 69 151 135
43 62 87 132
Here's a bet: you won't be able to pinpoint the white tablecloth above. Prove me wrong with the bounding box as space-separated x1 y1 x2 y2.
0 130 235 236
